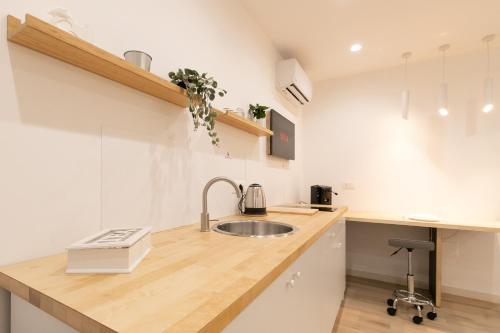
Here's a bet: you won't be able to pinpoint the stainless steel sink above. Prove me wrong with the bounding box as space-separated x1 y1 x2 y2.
212 220 297 238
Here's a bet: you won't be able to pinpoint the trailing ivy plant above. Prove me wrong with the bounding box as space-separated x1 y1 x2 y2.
249 103 271 119
168 68 227 145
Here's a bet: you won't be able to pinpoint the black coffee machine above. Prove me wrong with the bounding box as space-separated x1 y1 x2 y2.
310 185 338 211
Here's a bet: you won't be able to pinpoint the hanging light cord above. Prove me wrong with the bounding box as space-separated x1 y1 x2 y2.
401 52 411 89
404 57 409 89
441 48 446 83
486 39 491 77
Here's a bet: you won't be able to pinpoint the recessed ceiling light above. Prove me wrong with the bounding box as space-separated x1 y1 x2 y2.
350 43 363 52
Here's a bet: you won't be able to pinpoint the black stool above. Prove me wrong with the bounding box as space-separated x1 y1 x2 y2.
386 238 437 324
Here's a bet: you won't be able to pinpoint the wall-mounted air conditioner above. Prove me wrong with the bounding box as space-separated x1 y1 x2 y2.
276 58 312 106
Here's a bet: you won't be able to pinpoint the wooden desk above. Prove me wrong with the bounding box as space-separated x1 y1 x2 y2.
344 211 500 307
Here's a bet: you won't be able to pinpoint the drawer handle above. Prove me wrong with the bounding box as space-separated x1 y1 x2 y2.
293 271 302 279
287 279 295 288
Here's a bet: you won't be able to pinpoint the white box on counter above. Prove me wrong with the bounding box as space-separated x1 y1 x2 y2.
66 227 151 274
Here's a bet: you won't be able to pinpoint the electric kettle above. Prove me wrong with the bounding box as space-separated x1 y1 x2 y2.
239 183 267 215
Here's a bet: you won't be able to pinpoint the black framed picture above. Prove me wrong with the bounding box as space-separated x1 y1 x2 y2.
268 110 295 160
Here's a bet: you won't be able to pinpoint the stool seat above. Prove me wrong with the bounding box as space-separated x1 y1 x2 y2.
388 238 435 251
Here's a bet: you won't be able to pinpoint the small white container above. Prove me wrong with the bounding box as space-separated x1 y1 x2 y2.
66 227 151 274
257 117 267 127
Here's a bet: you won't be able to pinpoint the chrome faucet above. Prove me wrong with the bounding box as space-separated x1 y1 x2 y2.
201 177 242 232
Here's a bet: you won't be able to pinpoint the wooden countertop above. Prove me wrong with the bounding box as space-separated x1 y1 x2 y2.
345 211 500 233
0 208 346 333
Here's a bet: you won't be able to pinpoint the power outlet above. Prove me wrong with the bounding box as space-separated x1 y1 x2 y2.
343 182 355 190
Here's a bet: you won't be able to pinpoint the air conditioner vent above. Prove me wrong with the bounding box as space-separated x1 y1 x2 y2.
276 59 312 106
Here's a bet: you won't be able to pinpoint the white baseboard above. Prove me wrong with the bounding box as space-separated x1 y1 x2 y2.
442 285 500 304
348 269 500 305
347 268 429 289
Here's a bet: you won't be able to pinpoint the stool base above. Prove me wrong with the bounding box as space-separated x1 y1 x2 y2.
387 290 437 324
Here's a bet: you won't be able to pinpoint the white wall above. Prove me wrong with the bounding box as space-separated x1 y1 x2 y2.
302 48 500 302
0 1 302 331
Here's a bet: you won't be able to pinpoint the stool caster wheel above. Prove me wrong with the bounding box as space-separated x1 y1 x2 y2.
387 307 397 316
427 312 437 320
412 316 423 325
387 299 394 306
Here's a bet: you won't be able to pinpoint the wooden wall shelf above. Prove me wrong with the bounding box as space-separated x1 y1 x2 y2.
7 14 273 137
214 110 272 136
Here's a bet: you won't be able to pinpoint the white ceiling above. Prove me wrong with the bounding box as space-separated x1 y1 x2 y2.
241 0 500 81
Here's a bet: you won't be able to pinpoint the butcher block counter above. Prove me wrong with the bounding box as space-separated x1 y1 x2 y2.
0 208 347 333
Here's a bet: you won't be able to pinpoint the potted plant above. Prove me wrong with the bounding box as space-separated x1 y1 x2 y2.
168 68 227 146
248 104 272 127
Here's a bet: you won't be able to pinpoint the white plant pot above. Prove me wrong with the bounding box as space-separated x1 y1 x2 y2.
248 112 267 127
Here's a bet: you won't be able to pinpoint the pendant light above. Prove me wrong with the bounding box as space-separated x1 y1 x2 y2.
401 52 412 120
482 34 495 113
438 44 450 117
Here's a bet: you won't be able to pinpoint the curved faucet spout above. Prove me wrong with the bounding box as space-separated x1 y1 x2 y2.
201 177 242 232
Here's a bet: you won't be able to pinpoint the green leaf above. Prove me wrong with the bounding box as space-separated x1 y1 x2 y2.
168 67 226 145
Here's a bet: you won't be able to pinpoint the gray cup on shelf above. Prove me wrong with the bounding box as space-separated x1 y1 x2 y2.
123 50 152 72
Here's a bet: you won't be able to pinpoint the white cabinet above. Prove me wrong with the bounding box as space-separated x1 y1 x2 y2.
223 219 346 333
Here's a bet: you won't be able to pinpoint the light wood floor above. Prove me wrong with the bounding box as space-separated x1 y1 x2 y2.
333 277 500 333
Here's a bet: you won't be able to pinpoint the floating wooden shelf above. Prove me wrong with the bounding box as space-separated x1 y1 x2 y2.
7 14 273 137
214 110 272 136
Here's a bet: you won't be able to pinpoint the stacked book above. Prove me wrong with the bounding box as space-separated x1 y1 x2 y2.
66 227 151 274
